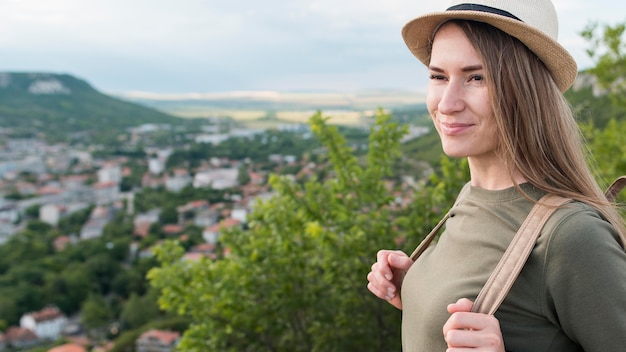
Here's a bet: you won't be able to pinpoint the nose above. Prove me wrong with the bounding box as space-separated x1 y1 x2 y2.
437 81 465 115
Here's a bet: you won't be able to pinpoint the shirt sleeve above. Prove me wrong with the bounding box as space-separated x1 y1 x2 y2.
543 204 626 352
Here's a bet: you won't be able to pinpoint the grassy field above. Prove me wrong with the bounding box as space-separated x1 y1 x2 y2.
118 90 426 128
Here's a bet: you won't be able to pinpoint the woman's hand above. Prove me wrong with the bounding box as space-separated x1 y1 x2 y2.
443 298 506 351
366 250 413 310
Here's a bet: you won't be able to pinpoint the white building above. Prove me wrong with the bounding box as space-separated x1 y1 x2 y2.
19 306 67 341
193 168 239 190
97 162 122 183
148 158 164 175
40 204 66 226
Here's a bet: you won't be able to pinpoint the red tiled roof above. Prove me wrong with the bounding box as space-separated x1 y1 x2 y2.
5 327 37 343
30 306 64 322
48 343 87 352
204 218 241 233
92 181 118 189
163 224 184 234
183 252 204 261
133 222 151 238
37 186 63 196
139 329 180 346
191 243 216 253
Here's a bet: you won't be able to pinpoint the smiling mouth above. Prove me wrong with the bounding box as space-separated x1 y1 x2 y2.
440 121 474 135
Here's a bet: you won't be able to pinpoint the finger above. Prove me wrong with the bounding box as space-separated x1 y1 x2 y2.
376 250 394 280
447 298 474 314
387 252 413 271
367 269 397 300
443 328 478 349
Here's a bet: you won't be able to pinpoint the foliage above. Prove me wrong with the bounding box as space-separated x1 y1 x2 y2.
148 109 469 351
0 73 183 144
579 18 626 192
581 20 626 107
119 292 161 329
81 294 113 330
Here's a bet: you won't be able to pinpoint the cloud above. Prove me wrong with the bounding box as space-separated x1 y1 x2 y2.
0 0 623 92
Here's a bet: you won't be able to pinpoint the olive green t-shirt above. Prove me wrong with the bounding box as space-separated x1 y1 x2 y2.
401 183 626 351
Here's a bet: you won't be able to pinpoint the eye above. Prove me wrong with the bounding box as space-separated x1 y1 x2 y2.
429 74 446 81
469 74 484 82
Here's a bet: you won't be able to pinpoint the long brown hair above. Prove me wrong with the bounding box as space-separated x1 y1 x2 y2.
440 19 626 247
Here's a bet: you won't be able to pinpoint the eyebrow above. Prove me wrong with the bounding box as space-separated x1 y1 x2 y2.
429 65 483 72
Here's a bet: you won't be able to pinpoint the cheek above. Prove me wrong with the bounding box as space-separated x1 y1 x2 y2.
426 91 440 118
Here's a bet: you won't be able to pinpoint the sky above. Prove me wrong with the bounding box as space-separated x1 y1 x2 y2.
0 0 625 95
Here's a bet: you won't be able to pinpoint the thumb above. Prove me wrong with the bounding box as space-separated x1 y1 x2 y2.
388 253 413 271
447 298 474 314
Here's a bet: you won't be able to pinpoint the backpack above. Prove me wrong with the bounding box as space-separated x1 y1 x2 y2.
409 176 626 314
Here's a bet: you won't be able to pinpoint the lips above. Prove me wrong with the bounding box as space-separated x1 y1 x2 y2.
439 121 474 135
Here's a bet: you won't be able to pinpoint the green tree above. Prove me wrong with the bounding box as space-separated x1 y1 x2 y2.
81 294 113 331
148 110 468 351
119 292 161 329
578 19 626 186
581 20 626 107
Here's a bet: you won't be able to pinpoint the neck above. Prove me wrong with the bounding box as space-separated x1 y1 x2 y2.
467 156 526 190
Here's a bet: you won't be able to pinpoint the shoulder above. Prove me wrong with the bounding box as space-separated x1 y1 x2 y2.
540 201 626 285
537 201 626 346
543 201 622 255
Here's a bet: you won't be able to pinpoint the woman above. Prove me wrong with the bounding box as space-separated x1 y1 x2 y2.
367 1 626 351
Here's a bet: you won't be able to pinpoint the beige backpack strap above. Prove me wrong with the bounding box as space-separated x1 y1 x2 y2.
409 212 449 261
410 183 471 261
471 194 571 315
605 176 626 202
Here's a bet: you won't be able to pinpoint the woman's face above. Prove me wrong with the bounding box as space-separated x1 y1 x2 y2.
426 22 499 162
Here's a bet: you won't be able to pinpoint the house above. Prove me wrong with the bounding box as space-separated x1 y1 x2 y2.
148 158 164 175
60 174 90 190
0 202 19 223
4 327 39 349
40 204 67 226
162 224 184 236
185 243 217 261
202 218 241 244
20 306 67 341
91 341 114 352
133 221 152 238
47 343 87 352
37 185 64 197
193 168 239 190
176 200 209 224
97 162 122 184
165 169 191 192
53 235 75 252
231 207 248 224
136 329 180 352
80 206 113 240
92 181 119 205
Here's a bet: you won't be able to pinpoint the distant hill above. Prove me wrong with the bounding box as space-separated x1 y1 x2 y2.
0 72 182 142
115 90 428 118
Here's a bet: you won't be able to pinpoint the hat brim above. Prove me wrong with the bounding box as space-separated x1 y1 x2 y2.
402 11 577 92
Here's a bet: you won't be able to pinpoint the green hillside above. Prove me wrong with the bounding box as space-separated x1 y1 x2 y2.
0 72 182 142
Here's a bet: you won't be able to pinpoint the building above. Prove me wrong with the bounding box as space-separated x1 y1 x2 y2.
4 327 38 349
165 169 191 192
48 343 87 352
136 329 180 352
40 204 67 226
92 181 120 205
202 218 241 244
193 168 239 190
97 162 122 184
19 306 67 341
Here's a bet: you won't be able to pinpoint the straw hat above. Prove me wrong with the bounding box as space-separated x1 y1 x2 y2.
402 0 578 92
